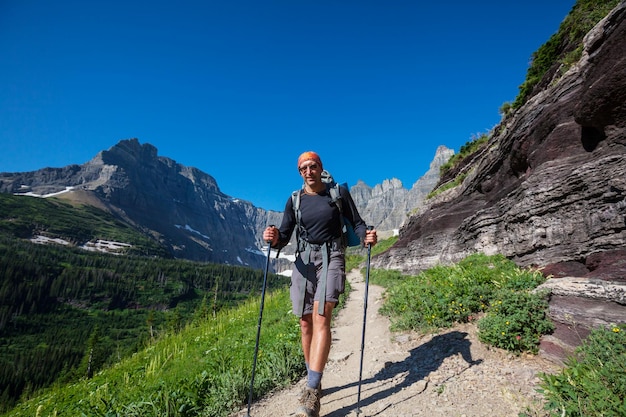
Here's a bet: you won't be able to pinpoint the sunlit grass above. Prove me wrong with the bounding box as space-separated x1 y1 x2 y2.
6 289 302 417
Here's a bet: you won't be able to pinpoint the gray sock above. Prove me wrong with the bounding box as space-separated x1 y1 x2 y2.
307 370 322 390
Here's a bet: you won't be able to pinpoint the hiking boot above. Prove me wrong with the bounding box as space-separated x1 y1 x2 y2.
295 387 321 417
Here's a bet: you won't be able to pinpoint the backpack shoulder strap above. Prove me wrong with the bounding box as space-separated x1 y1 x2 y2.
291 188 305 245
326 181 349 248
322 170 343 213
291 189 301 223
328 182 343 214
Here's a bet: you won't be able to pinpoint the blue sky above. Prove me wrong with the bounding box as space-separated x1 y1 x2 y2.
1 1 575 212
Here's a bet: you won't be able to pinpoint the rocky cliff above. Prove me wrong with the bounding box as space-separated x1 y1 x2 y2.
372 2 626 363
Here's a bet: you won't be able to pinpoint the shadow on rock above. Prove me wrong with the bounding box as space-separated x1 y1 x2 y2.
323 330 482 416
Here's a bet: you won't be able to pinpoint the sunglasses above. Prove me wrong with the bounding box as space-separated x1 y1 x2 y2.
299 163 319 173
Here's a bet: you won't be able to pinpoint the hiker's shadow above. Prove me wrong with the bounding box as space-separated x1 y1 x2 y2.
323 331 482 416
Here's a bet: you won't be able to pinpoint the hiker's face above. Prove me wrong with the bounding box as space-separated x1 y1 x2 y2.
299 162 322 184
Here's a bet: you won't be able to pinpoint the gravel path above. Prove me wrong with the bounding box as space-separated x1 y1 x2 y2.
233 269 561 417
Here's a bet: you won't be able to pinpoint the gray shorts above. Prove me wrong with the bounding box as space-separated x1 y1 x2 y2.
290 246 346 317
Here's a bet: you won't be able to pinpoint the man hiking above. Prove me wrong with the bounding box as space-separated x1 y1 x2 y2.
263 151 377 417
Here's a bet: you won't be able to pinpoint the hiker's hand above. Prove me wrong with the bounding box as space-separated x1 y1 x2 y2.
263 226 279 246
364 228 377 246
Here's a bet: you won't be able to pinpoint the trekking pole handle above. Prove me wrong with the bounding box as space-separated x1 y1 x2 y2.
266 224 276 244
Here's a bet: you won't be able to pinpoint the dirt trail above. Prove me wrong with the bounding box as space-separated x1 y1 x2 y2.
233 269 561 417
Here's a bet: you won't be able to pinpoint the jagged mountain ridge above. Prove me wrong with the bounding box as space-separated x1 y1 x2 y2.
350 145 455 232
0 139 450 269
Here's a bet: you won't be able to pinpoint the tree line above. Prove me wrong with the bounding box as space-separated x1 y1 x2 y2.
0 235 287 412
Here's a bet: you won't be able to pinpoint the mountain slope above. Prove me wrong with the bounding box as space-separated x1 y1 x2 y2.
0 192 167 256
0 139 281 268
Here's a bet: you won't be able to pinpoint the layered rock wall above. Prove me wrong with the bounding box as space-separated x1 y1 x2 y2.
372 3 626 363
373 3 626 275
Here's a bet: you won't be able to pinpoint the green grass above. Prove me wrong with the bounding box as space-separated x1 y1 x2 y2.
539 324 626 416
427 173 468 199
4 288 302 417
345 234 398 272
0 231 288 411
2 244 366 416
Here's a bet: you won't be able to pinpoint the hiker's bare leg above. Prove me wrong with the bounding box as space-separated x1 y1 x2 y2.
300 314 313 366
307 301 334 373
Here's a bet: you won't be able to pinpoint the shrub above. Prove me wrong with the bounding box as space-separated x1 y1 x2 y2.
477 288 554 354
376 253 547 334
539 324 626 416
374 253 554 354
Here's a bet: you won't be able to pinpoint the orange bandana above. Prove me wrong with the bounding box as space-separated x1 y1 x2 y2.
297 151 323 170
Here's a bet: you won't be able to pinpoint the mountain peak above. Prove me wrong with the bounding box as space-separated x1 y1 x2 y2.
91 138 159 168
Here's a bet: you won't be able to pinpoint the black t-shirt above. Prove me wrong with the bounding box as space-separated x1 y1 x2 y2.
276 185 366 247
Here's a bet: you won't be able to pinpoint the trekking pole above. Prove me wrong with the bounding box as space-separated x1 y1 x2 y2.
245 226 274 417
356 226 374 415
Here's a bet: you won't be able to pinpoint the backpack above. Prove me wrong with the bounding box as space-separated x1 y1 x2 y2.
291 170 361 248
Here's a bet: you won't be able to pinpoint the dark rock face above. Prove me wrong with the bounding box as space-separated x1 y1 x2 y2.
537 248 626 363
542 248 626 281
372 4 626 363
